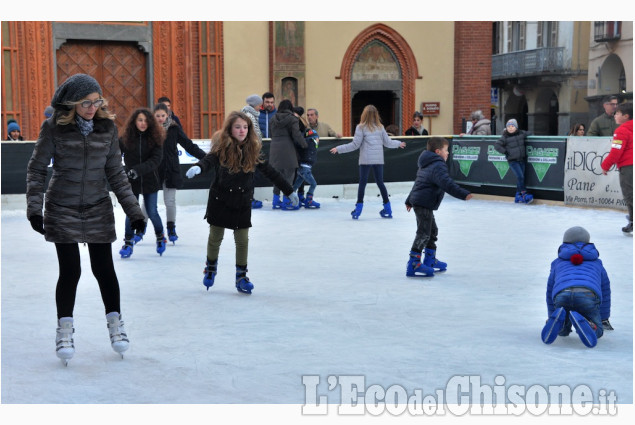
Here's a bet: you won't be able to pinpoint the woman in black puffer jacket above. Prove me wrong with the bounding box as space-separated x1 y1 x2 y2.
26 73 145 363
153 103 207 242
119 108 166 256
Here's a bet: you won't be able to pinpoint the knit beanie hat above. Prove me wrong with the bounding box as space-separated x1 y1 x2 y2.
506 119 518 129
246 94 263 108
51 74 102 109
563 226 590 244
7 121 20 133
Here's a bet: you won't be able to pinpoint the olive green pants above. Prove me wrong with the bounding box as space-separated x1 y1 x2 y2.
207 225 249 266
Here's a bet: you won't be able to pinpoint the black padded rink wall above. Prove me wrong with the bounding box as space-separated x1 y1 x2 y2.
2 136 567 201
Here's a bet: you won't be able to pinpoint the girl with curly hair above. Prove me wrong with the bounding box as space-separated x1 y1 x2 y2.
186 111 298 294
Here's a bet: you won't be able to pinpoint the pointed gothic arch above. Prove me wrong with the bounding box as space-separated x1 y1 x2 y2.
339 24 420 136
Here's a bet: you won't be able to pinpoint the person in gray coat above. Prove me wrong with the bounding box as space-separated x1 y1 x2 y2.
330 104 405 219
268 99 307 210
26 73 146 364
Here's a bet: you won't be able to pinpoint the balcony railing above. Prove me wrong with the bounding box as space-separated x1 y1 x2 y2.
594 21 621 42
492 47 566 79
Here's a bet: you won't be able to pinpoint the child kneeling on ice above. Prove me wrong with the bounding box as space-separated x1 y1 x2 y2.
405 137 472 277
541 226 612 348
186 111 298 294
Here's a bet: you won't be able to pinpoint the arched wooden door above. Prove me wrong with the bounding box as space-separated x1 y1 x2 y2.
56 40 147 132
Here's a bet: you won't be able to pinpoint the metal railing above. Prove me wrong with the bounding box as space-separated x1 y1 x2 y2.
492 47 566 79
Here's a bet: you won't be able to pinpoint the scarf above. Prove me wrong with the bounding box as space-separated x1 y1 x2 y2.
75 115 94 136
161 114 173 130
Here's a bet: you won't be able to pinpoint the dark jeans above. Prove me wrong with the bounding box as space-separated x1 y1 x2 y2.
357 164 389 204
508 160 526 192
125 192 163 239
553 287 603 338
410 206 438 252
55 243 121 319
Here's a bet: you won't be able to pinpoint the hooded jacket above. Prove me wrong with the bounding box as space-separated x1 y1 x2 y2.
546 242 611 320
26 116 144 243
405 150 471 210
268 110 307 170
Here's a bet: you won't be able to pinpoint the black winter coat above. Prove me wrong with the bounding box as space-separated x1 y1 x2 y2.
26 116 144 243
405 150 471 210
405 126 429 136
196 153 294 229
495 130 528 162
119 131 163 196
159 123 206 188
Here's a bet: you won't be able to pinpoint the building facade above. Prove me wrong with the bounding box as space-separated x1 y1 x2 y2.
2 21 492 141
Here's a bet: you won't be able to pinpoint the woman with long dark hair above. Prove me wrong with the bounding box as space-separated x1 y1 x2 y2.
118 108 166 257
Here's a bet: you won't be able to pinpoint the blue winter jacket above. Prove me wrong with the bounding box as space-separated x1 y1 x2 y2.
258 107 277 138
546 242 611 320
405 150 471 210
297 128 319 166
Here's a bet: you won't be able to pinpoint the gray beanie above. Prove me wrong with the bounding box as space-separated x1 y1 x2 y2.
246 94 263 108
563 226 590 244
51 74 102 109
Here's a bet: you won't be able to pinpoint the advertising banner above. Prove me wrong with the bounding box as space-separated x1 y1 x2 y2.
448 137 565 191
563 137 626 210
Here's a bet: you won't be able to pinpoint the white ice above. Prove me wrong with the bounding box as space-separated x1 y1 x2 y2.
1 190 633 422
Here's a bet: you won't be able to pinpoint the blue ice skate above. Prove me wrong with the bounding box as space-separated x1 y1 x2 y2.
570 311 598 348
203 259 217 290
119 240 134 258
156 233 167 256
423 248 447 271
406 251 434 277
351 203 363 219
541 307 566 344
379 202 392 218
235 265 254 294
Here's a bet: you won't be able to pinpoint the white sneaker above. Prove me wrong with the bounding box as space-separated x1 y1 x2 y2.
106 312 129 355
56 317 75 362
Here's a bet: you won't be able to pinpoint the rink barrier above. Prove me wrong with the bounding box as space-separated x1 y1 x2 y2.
1 134 621 209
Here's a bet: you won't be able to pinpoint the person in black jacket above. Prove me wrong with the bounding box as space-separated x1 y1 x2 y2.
494 119 534 204
186 111 299 294
118 108 166 257
404 111 429 136
291 106 320 208
405 137 472 277
26 73 145 364
153 103 207 243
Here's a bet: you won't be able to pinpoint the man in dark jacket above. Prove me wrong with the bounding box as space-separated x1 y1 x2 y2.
405 137 472 277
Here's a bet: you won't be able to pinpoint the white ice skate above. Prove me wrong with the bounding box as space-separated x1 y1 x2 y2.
56 317 75 366
106 312 129 358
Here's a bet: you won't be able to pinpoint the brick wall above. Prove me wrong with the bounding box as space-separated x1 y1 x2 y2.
453 22 493 134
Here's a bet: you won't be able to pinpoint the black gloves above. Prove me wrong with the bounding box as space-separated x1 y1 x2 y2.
132 219 146 234
602 319 614 330
127 169 139 180
29 215 45 235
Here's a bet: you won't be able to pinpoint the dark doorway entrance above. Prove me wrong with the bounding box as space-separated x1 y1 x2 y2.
351 90 395 133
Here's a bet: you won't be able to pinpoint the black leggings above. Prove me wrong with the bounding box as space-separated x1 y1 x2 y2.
55 243 121 319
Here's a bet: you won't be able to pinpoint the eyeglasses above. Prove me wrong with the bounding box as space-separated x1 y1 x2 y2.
79 99 104 109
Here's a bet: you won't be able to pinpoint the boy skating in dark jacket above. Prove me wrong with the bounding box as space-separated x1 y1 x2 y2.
541 226 612 348
405 137 472 277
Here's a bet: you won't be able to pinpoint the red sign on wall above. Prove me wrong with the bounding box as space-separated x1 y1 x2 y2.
421 102 440 116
